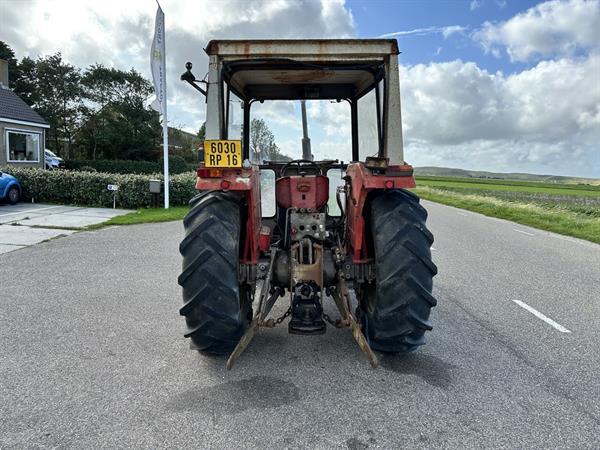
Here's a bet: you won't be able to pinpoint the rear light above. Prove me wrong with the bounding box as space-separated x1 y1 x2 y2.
259 226 271 252
197 168 222 178
220 180 230 189
385 180 394 189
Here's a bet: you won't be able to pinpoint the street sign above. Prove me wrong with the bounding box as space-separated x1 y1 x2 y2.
107 184 119 191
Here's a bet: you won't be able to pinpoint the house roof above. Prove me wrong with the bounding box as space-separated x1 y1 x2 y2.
0 88 49 128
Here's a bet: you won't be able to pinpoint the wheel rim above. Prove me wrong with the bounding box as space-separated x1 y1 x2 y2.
9 188 18 202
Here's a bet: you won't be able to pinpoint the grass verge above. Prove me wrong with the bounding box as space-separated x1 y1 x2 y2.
414 186 600 244
85 185 600 244
89 206 188 228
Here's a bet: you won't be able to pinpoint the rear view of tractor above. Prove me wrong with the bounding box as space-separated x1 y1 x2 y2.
178 39 437 368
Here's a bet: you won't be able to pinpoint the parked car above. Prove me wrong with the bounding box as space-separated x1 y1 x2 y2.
0 170 22 204
45 149 65 170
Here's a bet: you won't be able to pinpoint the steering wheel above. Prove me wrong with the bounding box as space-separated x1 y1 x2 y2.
281 159 321 176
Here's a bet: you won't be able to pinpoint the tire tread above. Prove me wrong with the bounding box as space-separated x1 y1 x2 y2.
178 191 246 355
360 189 438 353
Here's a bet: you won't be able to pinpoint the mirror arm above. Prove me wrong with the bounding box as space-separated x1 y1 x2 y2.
180 62 207 97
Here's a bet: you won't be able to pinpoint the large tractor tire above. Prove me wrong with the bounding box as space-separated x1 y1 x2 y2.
178 191 250 355
359 189 438 353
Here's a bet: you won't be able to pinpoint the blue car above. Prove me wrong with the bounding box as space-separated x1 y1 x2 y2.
0 170 22 204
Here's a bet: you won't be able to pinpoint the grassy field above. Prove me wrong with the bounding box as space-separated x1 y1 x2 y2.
416 176 600 196
96 176 600 244
415 176 600 244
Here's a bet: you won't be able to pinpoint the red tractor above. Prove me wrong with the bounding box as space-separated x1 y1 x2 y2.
179 39 437 368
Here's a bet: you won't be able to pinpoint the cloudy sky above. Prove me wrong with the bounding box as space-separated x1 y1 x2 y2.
0 0 598 177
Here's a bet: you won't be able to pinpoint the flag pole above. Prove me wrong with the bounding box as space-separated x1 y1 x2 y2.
162 65 169 209
161 5 169 209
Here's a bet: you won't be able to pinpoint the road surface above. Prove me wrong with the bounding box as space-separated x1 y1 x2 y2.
1 201 598 448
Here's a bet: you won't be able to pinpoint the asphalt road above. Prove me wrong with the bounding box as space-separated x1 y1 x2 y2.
1 201 599 449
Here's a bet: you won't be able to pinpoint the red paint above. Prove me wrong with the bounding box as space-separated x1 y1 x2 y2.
275 175 329 210
259 226 271 252
345 163 416 263
195 165 262 264
197 168 222 178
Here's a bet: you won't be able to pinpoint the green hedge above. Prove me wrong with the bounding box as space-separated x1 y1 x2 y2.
65 155 193 175
2 166 197 209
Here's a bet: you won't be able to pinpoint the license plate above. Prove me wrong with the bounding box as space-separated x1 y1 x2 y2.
204 140 242 168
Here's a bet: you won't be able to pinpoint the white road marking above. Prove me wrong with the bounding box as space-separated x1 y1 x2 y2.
431 246 437 251
513 229 535 236
0 205 64 218
512 300 571 333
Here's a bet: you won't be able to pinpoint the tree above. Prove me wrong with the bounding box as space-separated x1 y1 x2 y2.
12 56 38 106
78 65 160 160
33 53 82 157
197 122 205 141
250 118 292 163
0 41 18 87
0 42 37 105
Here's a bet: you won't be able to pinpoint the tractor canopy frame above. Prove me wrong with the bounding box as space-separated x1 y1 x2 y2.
202 39 405 164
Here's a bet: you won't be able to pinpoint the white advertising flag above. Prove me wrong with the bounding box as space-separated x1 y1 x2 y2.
150 5 165 114
150 3 169 208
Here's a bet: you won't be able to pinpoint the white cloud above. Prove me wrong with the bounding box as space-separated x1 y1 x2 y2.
0 0 355 133
401 54 600 176
473 0 600 61
253 101 302 131
380 25 467 39
470 0 482 11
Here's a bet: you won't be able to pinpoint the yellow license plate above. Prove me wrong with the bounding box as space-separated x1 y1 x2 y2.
204 140 242 168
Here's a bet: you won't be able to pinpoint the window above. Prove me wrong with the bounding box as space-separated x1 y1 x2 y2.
357 88 379 160
250 100 351 163
355 78 385 161
227 90 244 142
6 129 41 162
327 167 345 216
260 169 276 217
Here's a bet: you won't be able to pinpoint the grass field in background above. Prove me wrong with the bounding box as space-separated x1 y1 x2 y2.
415 176 600 244
417 176 600 196
96 175 600 244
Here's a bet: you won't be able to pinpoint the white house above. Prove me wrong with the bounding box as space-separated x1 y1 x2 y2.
0 59 49 169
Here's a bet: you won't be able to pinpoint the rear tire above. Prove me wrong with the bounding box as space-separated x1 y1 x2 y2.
178 191 250 355
359 189 438 353
7 186 20 205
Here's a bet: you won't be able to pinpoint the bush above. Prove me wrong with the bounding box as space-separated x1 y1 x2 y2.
1 166 197 209
159 155 188 175
65 159 160 174
78 166 97 172
65 156 193 175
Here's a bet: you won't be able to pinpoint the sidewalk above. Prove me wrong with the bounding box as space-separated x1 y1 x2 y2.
0 203 131 254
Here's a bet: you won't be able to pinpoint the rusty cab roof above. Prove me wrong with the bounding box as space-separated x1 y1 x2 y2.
205 39 399 100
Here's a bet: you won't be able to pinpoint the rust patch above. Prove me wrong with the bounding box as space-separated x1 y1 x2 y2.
290 243 323 287
205 40 219 55
271 70 335 83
